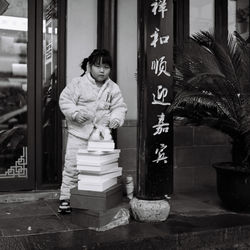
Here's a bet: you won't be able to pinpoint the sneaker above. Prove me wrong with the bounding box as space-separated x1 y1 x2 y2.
58 200 72 214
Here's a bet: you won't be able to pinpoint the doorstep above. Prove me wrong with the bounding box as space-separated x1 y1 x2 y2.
0 190 60 203
0 190 250 249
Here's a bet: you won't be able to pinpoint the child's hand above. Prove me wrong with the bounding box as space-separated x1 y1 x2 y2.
75 112 87 123
85 111 95 121
109 118 120 129
75 110 94 124
101 114 110 127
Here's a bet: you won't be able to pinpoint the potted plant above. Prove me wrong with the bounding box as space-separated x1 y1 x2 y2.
167 31 250 211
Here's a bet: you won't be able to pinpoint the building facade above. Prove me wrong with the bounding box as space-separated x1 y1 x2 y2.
0 0 249 194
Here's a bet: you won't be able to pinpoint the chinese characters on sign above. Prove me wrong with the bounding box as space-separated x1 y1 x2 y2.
150 27 170 48
150 0 171 167
137 0 173 197
152 113 169 135
153 144 168 163
151 56 171 77
151 0 168 19
152 85 170 106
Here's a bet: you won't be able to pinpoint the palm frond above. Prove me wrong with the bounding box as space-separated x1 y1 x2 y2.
174 73 241 120
169 90 239 128
228 34 243 79
192 31 240 89
177 39 223 77
169 31 250 168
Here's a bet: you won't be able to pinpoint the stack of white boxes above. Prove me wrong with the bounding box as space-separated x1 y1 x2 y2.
71 139 124 228
76 140 122 191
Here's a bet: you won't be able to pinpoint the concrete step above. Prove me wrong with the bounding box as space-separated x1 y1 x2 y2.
0 190 59 203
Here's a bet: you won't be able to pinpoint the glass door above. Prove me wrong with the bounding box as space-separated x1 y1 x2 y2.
38 0 62 187
189 0 215 35
0 0 65 191
0 0 35 190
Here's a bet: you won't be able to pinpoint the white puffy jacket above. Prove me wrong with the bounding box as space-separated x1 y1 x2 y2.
59 73 127 140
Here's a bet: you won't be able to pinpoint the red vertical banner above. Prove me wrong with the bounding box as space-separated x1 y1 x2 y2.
137 0 173 199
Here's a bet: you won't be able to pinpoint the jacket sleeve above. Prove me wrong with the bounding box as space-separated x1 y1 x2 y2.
59 78 80 121
109 84 127 126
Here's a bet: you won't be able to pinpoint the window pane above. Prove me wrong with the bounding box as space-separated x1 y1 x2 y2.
0 0 28 179
228 0 249 40
42 0 59 183
190 0 215 35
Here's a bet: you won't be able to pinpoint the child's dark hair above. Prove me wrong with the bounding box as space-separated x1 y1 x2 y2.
80 49 112 76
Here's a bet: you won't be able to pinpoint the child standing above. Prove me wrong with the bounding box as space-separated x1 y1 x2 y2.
58 49 127 214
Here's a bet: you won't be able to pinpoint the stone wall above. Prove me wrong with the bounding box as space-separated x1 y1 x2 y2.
118 121 232 195
117 120 137 194
174 125 232 193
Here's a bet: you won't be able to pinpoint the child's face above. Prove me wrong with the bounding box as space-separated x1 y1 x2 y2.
90 58 111 83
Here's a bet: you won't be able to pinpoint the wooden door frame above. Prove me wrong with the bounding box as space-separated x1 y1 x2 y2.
174 0 228 46
35 0 67 189
97 0 118 143
97 0 117 82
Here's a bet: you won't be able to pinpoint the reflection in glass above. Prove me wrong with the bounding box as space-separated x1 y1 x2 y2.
0 0 28 179
42 0 59 183
190 0 215 35
228 0 249 41
228 0 237 34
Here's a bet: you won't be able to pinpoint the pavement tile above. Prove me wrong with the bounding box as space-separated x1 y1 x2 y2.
0 237 26 250
0 214 69 236
153 214 250 236
44 199 61 215
45 199 84 230
19 230 98 250
0 200 54 219
59 214 86 231
17 225 177 250
170 191 228 216
152 215 200 234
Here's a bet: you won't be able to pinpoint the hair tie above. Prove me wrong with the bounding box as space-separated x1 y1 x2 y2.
80 58 89 75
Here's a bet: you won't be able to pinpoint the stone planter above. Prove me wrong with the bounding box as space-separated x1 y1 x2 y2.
130 197 170 222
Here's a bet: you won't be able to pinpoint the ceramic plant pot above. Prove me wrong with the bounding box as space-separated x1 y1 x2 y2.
213 162 250 212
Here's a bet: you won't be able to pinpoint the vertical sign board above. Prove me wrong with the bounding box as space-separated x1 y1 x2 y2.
137 0 173 199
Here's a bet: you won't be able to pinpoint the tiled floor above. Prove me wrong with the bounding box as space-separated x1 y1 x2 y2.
0 190 250 249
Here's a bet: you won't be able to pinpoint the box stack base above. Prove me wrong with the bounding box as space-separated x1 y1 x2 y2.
72 144 125 228
71 183 125 228
71 183 122 211
71 202 129 228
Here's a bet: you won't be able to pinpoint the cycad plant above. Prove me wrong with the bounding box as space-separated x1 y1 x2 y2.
167 31 250 170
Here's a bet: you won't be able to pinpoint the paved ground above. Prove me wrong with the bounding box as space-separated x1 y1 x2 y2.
0 189 250 249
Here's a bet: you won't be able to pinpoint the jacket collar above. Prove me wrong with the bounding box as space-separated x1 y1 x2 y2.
86 72 110 86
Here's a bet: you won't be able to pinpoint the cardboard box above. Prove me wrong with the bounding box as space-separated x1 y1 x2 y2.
71 183 122 211
71 203 129 228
